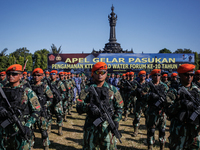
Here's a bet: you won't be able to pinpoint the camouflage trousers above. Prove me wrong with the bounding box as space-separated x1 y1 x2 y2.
124 94 136 114
0 128 31 150
49 101 63 127
32 116 50 147
146 107 166 145
63 99 68 115
133 100 148 127
83 125 117 150
169 119 200 150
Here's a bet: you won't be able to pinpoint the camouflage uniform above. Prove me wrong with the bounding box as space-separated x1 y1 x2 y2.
0 77 8 86
50 80 66 127
163 80 171 88
117 78 126 101
144 81 169 148
0 82 41 150
31 82 53 147
76 82 123 150
66 78 76 111
166 83 200 150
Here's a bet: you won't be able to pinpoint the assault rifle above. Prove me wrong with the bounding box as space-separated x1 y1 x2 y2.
0 86 29 141
149 81 166 107
45 78 62 104
179 86 200 122
90 86 122 143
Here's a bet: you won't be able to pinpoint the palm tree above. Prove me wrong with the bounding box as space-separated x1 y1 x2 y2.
50 44 62 54
0 48 8 56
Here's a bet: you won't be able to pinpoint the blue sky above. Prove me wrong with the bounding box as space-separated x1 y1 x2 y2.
0 0 200 55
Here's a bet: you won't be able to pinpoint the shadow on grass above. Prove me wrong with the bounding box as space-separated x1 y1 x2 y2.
117 145 146 150
65 137 83 146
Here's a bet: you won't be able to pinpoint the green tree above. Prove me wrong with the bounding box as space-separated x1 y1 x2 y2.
50 44 62 54
33 49 50 70
17 56 25 68
194 52 199 70
0 48 8 56
8 54 16 66
0 55 9 71
159 48 172 53
173 48 193 53
25 54 33 71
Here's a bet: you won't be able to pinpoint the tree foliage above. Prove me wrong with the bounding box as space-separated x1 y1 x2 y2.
173 48 193 53
159 48 172 53
50 44 62 54
33 49 50 70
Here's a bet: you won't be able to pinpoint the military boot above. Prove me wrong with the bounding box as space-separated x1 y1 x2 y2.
160 142 165 150
58 126 63 136
133 126 139 137
47 125 51 134
123 112 128 121
148 145 153 150
44 146 49 150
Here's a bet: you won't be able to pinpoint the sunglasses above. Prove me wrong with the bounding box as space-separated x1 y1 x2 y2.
94 70 107 75
7 72 20 76
33 74 43 77
183 73 194 77
140 75 146 77
153 74 161 77
0 74 6 76
50 73 57 75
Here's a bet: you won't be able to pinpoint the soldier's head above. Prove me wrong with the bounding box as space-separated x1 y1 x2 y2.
27 72 31 77
126 72 130 79
23 72 27 79
64 72 68 79
68 72 71 79
59 72 65 80
171 73 178 81
45 71 50 78
50 70 57 80
130 72 134 80
107 73 110 78
92 62 107 83
146 73 150 79
138 70 146 81
178 64 195 86
151 69 161 83
122 74 126 79
71 73 74 78
6 64 23 85
162 74 168 82
111 73 115 78
32 68 44 83
0 71 6 81
76 73 79 77
195 70 200 81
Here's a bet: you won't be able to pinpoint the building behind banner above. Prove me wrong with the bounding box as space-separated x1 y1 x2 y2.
48 53 195 75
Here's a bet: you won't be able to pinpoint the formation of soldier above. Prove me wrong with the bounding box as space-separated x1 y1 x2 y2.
0 62 200 150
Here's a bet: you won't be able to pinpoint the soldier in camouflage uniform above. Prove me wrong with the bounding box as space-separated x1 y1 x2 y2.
194 70 200 89
123 72 137 121
166 64 200 150
170 73 179 89
0 71 8 86
161 73 171 87
117 74 126 101
76 62 123 150
144 69 169 150
0 64 41 150
31 68 53 150
133 70 149 137
48 70 66 136
80 73 87 90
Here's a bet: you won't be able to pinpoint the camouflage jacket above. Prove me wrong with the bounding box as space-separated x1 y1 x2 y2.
0 82 41 134
76 81 123 128
51 80 66 100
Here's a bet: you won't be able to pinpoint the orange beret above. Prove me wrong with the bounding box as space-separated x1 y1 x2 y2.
64 72 67 75
23 72 27 75
59 72 64 75
150 69 161 76
45 71 49 74
162 74 168 77
6 64 22 72
171 73 178 77
0 71 6 75
32 68 43 75
68 72 71 75
122 74 126 76
195 70 200 75
138 70 146 76
50 70 57 74
92 62 107 73
177 64 195 74
126 72 130 75
129 72 134 75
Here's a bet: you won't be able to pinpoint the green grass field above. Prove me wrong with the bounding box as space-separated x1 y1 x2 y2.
33 106 170 150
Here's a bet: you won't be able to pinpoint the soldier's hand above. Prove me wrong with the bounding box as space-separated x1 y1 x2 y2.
24 126 32 140
114 121 119 129
150 92 159 100
88 104 100 117
0 107 8 118
181 99 194 110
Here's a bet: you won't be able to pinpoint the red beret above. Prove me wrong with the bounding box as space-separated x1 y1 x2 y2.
92 62 107 73
50 70 57 74
195 70 200 75
150 69 161 76
138 70 146 76
6 64 22 72
177 64 195 73
68 72 71 75
23 72 27 75
171 73 178 77
162 74 168 77
45 71 49 74
129 72 134 75
126 72 130 75
59 72 64 75
122 74 126 76
32 68 43 75
0 71 6 75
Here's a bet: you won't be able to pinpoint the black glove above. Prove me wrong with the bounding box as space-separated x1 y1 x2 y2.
88 104 100 117
24 126 32 140
0 107 8 118
114 121 119 130
150 93 159 100
181 99 194 110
